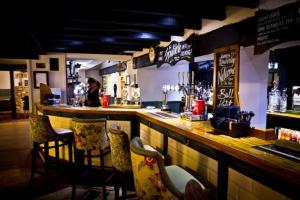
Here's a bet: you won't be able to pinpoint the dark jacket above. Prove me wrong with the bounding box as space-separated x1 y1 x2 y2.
86 88 100 107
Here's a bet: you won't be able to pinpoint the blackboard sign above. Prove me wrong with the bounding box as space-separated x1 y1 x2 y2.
213 45 240 109
132 53 153 69
156 36 194 68
99 63 126 76
255 1 300 54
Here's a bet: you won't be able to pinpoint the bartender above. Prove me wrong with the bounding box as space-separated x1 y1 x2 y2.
85 77 101 107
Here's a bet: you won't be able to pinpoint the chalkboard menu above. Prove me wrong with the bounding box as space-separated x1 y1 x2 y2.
255 1 300 54
213 45 240 109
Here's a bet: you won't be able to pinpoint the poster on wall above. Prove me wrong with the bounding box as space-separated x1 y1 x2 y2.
255 1 300 54
213 44 240 109
156 36 194 68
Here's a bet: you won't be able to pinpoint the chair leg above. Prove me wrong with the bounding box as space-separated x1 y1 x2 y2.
72 148 77 200
55 140 60 173
68 139 73 164
30 143 38 184
87 150 92 168
44 142 49 184
100 149 107 200
114 183 120 200
121 172 127 200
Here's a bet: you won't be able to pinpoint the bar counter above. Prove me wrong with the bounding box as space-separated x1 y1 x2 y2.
40 105 300 199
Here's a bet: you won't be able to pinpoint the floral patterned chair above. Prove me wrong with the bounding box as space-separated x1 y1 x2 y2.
108 124 133 199
71 118 110 200
130 137 209 200
29 114 73 183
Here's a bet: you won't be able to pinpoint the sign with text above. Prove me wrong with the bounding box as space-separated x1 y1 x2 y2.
213 45 240 109
156 38 193 68
255 1 300 54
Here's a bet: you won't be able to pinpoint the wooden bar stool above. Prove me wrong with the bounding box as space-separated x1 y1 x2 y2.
29 114 73 184
108 124 133 200
71 118 110 200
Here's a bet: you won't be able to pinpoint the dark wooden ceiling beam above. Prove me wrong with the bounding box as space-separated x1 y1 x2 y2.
46 43 144 51
56 24 184 37
45 38 159 47
45 32 171 42
225 0 259 8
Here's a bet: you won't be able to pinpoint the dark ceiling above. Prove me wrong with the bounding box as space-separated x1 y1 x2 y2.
0 0 259 59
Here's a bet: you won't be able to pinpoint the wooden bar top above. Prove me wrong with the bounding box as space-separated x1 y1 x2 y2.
41 105 300 187
267 111 300 119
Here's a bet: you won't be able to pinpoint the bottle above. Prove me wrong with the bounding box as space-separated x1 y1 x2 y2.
280 88 287 112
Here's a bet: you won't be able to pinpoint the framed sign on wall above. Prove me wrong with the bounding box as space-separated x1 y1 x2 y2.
34 71 49 88
213 44 240 109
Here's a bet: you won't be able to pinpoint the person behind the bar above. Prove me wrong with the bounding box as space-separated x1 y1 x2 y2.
85 77 101 107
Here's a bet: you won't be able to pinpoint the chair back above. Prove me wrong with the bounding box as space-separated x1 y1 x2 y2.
184 179 209 200
108 124 132 172
130 137 178 199
29 114 55 143
72 118 108 151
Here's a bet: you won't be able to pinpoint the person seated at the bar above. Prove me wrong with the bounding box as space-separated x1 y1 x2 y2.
85 77 101 107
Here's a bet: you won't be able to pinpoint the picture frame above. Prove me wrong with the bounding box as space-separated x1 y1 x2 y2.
24 80 28 86
49 58 59 71
36 62 46 69
34 71 49 88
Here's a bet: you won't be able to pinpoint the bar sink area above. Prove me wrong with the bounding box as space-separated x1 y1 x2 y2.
147 111 179 119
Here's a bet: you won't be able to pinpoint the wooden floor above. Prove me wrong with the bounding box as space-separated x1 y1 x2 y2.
0 119 31 189
0 119 73 199
0 119 135 199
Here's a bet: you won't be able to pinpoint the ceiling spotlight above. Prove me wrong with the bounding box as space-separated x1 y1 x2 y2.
160 17 177 26
102 37 115 42
56 47 66 51
70 40 83 45
136 32 155 39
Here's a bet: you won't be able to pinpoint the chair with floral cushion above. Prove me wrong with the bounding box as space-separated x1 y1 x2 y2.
108 124 133 199
130 137 210 200
29 114 73 184
71 118 110 200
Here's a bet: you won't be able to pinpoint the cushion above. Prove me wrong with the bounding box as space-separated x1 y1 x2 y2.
143 144 164 159
54 128 72 135
165 165 205 194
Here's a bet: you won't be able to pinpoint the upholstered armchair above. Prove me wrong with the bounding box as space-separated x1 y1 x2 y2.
130 137 208 200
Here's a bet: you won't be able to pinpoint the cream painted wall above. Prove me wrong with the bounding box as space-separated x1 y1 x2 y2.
85 68 101 82
0 71 10 89
106 72 121 98
138 62 189 102
31 53 67 104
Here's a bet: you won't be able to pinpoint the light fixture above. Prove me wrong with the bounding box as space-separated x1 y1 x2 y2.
159 17 177 26
70 40 83 45
101 37 115 42
123 50 136 54
56 47 66 51
136 32 155 39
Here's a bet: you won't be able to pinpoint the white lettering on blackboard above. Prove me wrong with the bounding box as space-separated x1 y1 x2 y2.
217 88 234 106
219 53 235 67
217 67 234 85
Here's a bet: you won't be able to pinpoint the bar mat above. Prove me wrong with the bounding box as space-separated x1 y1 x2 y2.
254 144 300 163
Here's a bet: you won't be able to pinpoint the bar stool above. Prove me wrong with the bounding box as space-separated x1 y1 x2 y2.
29 114 73 184
130 137 212 200
108 124 133 199
71 118 110 200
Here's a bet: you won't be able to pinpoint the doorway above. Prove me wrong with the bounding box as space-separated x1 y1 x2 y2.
0 64 27 121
